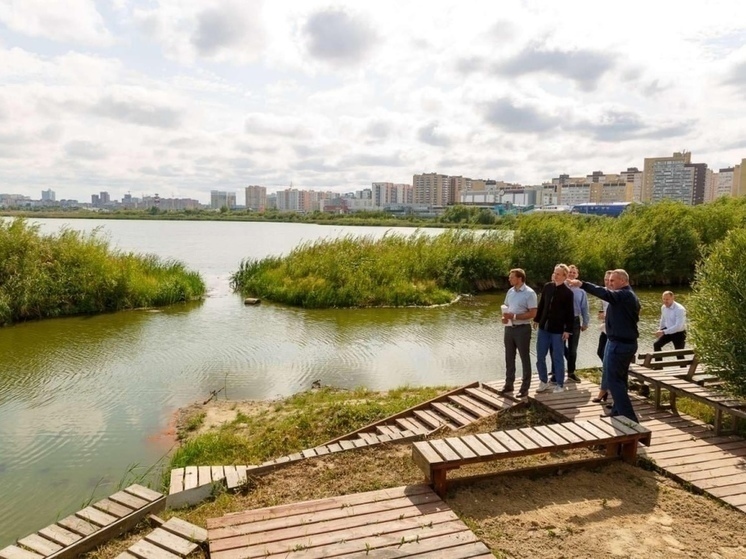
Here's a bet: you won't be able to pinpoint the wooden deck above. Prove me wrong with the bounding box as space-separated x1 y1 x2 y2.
489 381 746 514
206 484 493 559
168 382 519 508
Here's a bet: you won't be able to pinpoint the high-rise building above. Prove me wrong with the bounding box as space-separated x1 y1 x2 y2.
41 189 55 202
372 182 396 207
245 185 267 211
91 194 100 207
643 151 692 203
619 167 643 202
100 191 110 205
413 173 450 206
686 163 708 205
210 190 236 209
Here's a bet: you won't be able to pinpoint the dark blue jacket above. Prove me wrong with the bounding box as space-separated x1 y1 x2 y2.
581 282 640 342
534 282 575 334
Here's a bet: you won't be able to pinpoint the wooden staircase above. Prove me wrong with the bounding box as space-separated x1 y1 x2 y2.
167 382 520 508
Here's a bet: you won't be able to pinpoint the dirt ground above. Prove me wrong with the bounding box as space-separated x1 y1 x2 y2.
165 399 746 559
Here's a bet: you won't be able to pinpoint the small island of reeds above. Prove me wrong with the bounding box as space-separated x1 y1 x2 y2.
0 218 205 326
230 230 511 308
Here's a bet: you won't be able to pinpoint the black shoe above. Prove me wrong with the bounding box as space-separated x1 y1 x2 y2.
568 373 581 383
497 386 514 395
516 390 528 398
591 391 609 403
549 374 556 383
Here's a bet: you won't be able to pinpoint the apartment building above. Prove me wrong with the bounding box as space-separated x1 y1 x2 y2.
642 151 692 203
413 173 450 206
245 185 267 211
210 190 236 209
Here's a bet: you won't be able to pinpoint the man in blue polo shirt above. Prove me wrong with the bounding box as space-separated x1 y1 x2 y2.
568 269 640 422
498 268 538 398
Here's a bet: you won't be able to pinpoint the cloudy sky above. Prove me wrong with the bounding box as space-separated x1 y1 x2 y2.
2 0 746 204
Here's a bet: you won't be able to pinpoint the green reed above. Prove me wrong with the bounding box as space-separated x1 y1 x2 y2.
230 229 512 308
0 218 205 325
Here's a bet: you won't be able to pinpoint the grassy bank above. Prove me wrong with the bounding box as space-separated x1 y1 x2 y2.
230 229 511 307
169 385 450 471
0 218 205 326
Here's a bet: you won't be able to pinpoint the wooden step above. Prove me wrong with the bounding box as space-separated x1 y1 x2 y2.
0 485 165 559
114 517 206 559
448 394 493 418
430 402 478 427
465 387 513 410
413 409 457 430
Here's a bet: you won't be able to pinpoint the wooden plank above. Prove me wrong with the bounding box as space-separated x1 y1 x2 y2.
0 546 43 559
339 439 356 450
430 402 475 426
465 387 509 410
168 469 184 495
448 395 492 418
93 498 135 519
235 465 248 486
475 433 509 454
572 421 610 441
128 540 181 559
459 434 493 457
490 431 524 452
301 448 317 458
444 437 478 459
182 467 197 491
428 438 462 462
211 466 226 481
17 534 63 556
197 466 212 486
57 515 98 537
412 442 446 475
313 445 330 456
544 423 583 444
161 518 207 543
37 526 81 547
109 491 148 510
518 427 554 448
326 442 343 453
125 484 163 503
413 409 446 429
223 465 238 489
145 528 198 557
207 485 433 529
501 429 539 450
561 421 601 442
532 425 571 445
76 506 118 527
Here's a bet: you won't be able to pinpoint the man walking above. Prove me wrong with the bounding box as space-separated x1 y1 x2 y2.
654 291 687 358
568 269 641 422
564 264 590 382
498 268 537 398
533 264 575 394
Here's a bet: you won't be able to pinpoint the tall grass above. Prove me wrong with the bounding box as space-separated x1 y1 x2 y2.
0 218 205 325
230 229 512 308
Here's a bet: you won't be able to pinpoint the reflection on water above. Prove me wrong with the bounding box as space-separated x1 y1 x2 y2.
0 218 688 543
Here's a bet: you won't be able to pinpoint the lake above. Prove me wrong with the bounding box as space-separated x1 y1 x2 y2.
0 218 682 543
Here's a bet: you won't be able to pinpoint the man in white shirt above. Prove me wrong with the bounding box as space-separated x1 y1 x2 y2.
498 268 538 398
654 291 687 357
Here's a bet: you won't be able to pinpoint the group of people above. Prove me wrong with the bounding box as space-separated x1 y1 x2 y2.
498 265 687 423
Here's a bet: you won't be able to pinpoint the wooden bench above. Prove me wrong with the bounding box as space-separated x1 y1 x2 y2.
411 417 651 497
628 363 746 435
0 484 165 559
636 348 720 386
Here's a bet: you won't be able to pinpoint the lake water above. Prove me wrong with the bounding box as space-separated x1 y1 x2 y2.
0 218 682 543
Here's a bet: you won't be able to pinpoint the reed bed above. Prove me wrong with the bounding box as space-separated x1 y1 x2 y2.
0 219 205 325
230 229 512 308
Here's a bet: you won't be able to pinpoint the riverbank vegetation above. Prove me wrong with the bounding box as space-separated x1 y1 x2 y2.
231 197 746 307
0 219 205 326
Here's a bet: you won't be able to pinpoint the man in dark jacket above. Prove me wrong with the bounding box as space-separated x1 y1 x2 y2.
533 264 575 393
568 269 641 422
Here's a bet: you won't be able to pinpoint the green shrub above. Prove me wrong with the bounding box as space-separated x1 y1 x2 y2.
688 229 746 396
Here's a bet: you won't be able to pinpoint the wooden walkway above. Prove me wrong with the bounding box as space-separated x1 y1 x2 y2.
206 484 493 559
488 380 746 514
168 382 518 507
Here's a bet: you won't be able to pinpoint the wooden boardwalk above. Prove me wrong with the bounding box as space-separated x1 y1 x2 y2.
206 484 493 559
168 382 518 507
486 380 746 514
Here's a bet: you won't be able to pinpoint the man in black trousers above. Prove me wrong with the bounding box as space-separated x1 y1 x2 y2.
567 269 640 423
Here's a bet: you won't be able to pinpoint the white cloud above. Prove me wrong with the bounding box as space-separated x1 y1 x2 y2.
1 0 746 202
0 0 114 46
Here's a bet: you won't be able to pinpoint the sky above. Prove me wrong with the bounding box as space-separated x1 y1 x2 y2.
2 0 746 204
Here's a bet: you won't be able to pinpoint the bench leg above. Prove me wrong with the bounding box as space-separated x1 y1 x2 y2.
669 392 678 415
654 386 662 409
432 469 447 498
620 441 639 464
714 409 723 436
605 443 620 458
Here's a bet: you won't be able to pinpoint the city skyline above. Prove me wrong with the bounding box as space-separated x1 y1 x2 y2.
2 1 746 202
